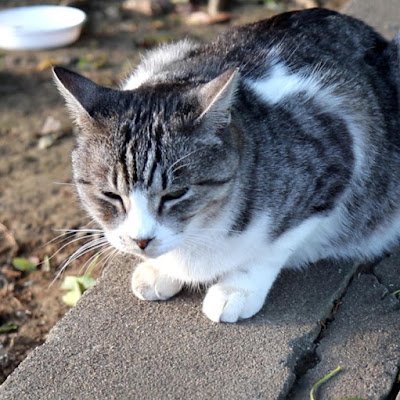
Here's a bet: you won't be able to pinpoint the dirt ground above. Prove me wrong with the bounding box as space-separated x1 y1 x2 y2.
0 0 347 384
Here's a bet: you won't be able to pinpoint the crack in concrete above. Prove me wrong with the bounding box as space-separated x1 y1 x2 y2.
284 262 361 399
352 262 400 400
285 254 400 399
283 254 400 399
369 263 400 306
366 257 400 400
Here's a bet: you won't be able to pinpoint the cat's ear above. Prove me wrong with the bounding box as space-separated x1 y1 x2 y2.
53 66 113 125
197 68 239 126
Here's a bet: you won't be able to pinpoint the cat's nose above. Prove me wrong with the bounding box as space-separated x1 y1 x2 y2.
133 238 153 250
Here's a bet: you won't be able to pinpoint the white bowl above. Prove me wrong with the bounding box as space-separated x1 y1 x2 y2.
0 5 87 50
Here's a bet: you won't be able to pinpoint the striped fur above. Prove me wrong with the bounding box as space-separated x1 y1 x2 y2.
54 9 400 322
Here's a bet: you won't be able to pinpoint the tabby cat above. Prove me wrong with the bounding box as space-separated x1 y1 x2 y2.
54 8 400 322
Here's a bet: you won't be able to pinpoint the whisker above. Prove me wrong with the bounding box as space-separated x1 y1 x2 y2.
80 252 101 276
51 247 105 285
41 231 74 248
50 231 101 246
50 238 108 285
80 245 111 276
99 248 119 275
171 162 191 176
167 147 206 175
195 227 242 235
85 218 98 227
54 228 103 233
64 238 108 265
98 247 117 270
45 233 104 264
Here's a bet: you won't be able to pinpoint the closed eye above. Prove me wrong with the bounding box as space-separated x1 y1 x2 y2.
162 188 189 202
102 191 122 201
101 191 125 212
194 177 233 186
158 187 189 214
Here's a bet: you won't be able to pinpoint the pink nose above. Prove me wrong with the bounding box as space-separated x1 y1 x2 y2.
133 238 152 250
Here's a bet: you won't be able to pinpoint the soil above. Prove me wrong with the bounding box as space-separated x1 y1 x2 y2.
0 0 348 385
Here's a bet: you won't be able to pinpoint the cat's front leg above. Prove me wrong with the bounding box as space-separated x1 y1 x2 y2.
131 261 183 301
202 263 282 323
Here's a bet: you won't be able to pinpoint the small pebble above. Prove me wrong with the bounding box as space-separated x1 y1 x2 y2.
40 116 62 136
37 134 56 150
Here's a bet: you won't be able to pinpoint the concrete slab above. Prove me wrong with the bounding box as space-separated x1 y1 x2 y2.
2 1 400 399
290 271 400 399
374 253 400 293
0 258 356 400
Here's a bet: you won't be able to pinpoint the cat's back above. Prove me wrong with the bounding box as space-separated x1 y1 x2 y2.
204 8 385 73
125 8 388 90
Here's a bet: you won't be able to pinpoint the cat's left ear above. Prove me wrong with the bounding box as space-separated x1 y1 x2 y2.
53 66 116 126
196 68 239 127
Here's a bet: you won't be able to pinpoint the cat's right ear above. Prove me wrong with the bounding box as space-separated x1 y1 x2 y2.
53 66 109 126
196 68 239 127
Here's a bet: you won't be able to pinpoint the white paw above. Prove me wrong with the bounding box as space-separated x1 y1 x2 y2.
131 261 182 301
202 284 265 323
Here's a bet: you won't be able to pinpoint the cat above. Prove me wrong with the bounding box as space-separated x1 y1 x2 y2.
54 8 400 323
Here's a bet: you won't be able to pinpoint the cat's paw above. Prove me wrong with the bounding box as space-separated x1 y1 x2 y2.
202 284 265 323
131 261 182 301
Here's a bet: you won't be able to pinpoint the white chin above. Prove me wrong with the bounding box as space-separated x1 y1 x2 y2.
145 243 179 259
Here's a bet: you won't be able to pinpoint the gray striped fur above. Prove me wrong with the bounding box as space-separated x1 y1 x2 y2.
54 9 400 322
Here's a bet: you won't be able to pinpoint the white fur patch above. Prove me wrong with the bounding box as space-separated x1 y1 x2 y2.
202 263 281 322
149 212 330 322
125 190 156 239
123 39 198 90
131 261 182 301
106 189 157 252
246 63 322 105
247 61 366 180
106 189 178 257
154 212 326 284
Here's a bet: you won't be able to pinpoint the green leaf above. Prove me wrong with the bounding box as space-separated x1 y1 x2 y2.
0 322 19 334
61 276 80 291
61 275 96 307
76 57 90 69
62 286 82 307
42 255 51 272
392 289 400 297
12 257 37 272
76 275 96 291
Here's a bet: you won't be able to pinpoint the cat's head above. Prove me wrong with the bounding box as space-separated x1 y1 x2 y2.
53 66 240 258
